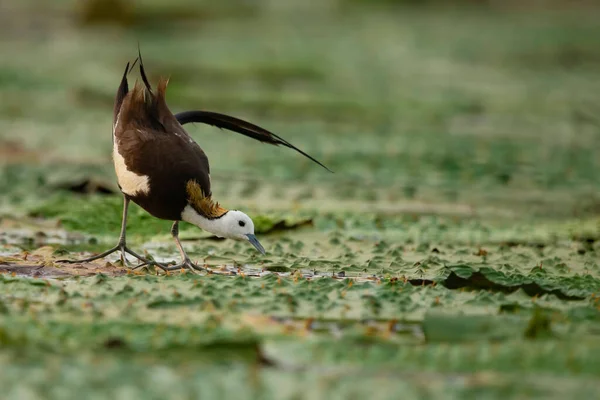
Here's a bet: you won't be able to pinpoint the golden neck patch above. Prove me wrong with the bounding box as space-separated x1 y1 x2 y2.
186 180 228 219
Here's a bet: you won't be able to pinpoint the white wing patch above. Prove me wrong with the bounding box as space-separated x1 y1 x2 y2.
112 139 150 196
112 111 150 196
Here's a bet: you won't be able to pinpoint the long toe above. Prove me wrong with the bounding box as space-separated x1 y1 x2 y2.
55 245 122 264
185 258 207 272
163 258 206 273
130 259 173 272
56 259 76 263
55 243 156 266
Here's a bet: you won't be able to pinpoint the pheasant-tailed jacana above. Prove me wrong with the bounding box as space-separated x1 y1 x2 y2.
59 53 330 272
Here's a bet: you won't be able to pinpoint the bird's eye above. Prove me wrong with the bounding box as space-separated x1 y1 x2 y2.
238 221 246 227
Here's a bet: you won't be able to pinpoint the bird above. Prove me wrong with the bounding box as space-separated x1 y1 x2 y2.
58 52 330 272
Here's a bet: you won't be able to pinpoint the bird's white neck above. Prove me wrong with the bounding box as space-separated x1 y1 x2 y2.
181 205 229 238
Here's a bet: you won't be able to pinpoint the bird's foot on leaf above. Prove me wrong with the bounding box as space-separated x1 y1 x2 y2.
57 243 163 269
56 244 206 274
152 257 206 273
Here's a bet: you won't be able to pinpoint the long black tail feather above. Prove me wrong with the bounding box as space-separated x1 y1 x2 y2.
175 110 332 172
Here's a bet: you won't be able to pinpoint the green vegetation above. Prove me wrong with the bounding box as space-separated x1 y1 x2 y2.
1 0 600 398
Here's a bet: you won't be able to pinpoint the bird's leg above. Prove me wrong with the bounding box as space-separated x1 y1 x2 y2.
160 221 206 272
57 196 167 270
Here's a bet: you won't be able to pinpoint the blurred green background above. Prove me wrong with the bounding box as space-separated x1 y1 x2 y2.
1 0 600 398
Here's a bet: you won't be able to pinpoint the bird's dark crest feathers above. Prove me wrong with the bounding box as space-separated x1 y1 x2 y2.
137 46 153 96
114 57 140 125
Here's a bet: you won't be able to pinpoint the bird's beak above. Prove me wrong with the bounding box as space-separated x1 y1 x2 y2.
246 234 265 255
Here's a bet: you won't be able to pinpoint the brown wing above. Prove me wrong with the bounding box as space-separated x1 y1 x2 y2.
117 127 210 190
115 126 216 219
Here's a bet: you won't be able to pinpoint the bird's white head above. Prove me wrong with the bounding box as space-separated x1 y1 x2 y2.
181 206 265 254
